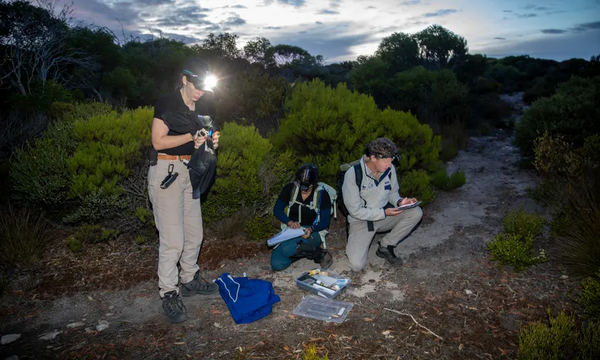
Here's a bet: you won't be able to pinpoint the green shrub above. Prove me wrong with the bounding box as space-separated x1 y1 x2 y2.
0 206 56 268
439 144 458 162
135 235 146 245
579 271 600 320
65 236 83 253
68 107 153 198
503 208 545 238
136 207 152 223
399 169 436 206
202 122 294 226
431 167 466 190
518 309 600 360
487 233 548 272
245 215 277 241
301 344 328 360
10 102 115 207
62 189 127 224
271 79 441 185
516 76 600 156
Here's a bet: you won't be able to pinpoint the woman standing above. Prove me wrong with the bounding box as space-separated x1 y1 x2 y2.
148 58 219 324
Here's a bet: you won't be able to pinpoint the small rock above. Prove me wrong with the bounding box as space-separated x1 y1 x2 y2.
560 275 568 280
465 289 473 295
105 313 114 317
1 334 21 345
108 306 114 310
38 330 62 341
213 322 222 328
96 320 109 332
66 322 85 329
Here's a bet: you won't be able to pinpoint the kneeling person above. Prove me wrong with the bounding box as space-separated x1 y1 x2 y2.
271 164 333 271
343 137 423 272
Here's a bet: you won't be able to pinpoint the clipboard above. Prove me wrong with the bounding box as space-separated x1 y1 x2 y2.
397 200 422 210
266 227 305 247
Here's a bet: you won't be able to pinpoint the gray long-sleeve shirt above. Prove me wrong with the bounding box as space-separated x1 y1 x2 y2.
342 157 403 223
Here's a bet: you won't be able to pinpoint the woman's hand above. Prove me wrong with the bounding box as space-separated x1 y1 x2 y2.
212 131 220 149
301 227 313 239
287 221 300 229
193 129 208 149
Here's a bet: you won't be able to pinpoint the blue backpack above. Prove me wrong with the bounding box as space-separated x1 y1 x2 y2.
215 273 281 324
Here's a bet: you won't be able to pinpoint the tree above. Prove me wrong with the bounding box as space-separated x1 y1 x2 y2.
375 32 420 74
264 44 312 68
414 25 467 70
243 37 271 66
198 32 241 60
0 0 98 95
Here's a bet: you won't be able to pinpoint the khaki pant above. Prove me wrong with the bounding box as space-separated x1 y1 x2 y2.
346 207 422 271
148 160 203 297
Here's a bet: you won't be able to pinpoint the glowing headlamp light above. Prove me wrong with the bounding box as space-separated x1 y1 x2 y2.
183 69 217 93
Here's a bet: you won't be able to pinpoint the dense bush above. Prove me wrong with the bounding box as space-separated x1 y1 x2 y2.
399 169 436 206
271 79 441 187
10 102 114 207
488 233 547 272
503 208 545 238
532 133 600 277
0 206 57 268
516 76 600 156
202 123 296 237
518 309 600 360
430 167 466 191
216 67 289 135
579 272 600 320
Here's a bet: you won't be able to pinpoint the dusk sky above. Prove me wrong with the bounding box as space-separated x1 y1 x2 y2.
69 0 600 63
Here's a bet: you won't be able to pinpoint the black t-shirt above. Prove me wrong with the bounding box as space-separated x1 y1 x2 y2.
153 90 214 156
278 183 332 227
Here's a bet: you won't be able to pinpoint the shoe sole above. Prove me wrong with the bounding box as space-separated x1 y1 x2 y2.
166 313 187 324
375 249 403 266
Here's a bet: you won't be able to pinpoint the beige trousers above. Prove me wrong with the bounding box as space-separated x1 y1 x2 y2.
148 159 203 297
346 207 423 272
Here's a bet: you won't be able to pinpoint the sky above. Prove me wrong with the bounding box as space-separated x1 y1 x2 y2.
68 0 600 63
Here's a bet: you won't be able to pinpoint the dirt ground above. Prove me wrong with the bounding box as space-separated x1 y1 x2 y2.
0 104 586 359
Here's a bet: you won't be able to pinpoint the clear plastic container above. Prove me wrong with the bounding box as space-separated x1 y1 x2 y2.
295 268 351 299
292 295 353 323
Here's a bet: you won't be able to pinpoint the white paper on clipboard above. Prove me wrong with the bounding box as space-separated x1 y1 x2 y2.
266 227 305 247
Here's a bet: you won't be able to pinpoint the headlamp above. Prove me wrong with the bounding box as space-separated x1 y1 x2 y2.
299 182 312 192
375 151 401 161
183 69 217 92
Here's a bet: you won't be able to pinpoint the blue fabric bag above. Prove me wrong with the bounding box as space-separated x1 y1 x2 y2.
215 273 281 324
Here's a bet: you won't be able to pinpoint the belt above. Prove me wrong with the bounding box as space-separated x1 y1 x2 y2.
157 154 192 161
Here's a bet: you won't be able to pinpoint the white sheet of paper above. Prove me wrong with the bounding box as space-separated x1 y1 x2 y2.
266 227 305 247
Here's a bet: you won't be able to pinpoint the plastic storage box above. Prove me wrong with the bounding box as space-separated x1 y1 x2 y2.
295 269 351 299
292 295 353 323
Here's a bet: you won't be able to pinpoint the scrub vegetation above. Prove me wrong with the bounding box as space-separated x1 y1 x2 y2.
1 1 599 358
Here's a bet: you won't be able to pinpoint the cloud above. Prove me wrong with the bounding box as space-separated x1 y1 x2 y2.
423 9 458 18
231 5 247 9
479 28 600 61
401 0 421 5
135 0 175 5
366 6 376 9
264 26 282 30
329 0 341 8
523 5 548 11
317 9 339 15
269 22 376 62
494 37 506 40
515 13 537 18
571 21 600 32
222 14 246 26
503 10 512 13
278 0 307 7
155 6 211 27
541 29 567 34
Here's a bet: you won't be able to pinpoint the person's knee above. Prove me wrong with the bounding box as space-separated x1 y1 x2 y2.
406 206 423 224
271 252 291 271
347 255 367 272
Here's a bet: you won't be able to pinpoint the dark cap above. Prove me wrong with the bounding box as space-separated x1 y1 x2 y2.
182 58 215 92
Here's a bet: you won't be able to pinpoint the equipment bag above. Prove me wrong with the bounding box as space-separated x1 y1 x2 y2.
215 273 281 324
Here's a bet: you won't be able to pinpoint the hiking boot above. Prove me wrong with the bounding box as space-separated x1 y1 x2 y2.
181 271 219 297
376 245 404 267
162 290 187 324
318 250 333 270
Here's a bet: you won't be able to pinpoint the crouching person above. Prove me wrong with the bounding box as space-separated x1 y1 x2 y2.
343 138 422 272
271 163 333 271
